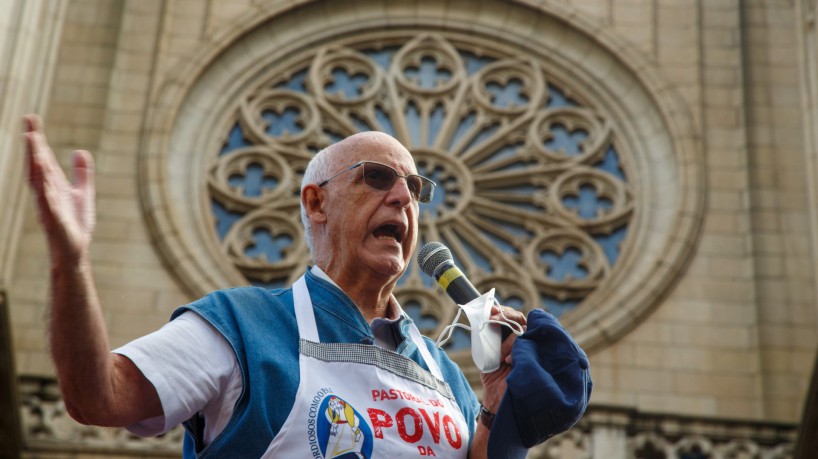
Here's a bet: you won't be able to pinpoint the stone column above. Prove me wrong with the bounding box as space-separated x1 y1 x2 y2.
0 0 68 454
796 0 818 328
588 409 628 459
0 290 21 456
0 0 69 288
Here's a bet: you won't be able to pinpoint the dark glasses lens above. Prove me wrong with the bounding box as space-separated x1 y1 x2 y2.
361 163 394 190
361 162 434 203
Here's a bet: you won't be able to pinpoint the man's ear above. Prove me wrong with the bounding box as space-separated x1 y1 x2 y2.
302 184 327 225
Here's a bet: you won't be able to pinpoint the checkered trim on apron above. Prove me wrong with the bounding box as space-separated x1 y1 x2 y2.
300 339 456 401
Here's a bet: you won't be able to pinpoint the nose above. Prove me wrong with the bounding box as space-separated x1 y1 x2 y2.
385 176 413 208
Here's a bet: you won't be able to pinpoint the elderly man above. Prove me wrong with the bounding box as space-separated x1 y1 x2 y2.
24 114 589 458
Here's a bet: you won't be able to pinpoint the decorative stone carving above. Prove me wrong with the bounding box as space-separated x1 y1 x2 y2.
19 377 184 453
140 2 705 355
206 34 636 350
626 427 794 459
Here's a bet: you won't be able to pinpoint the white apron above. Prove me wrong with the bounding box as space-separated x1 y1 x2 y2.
262 276 470 458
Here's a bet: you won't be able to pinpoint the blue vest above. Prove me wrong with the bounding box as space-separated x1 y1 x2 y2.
173 269 478 458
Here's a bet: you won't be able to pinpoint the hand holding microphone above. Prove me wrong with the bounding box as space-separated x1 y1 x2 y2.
417 242 525 373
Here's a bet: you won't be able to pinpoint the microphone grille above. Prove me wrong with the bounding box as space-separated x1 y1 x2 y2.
417 242 452 277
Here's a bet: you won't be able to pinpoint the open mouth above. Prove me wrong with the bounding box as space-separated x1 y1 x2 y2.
372 224 404 243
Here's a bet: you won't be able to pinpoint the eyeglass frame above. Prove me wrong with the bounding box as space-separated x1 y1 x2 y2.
317 160 437 203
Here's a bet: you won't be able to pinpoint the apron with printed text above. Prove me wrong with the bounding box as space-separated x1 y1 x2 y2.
262 276 470 458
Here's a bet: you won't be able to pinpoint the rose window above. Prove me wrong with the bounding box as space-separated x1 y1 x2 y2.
207 33 634 347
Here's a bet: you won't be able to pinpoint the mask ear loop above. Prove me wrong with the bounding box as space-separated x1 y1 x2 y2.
436 299 525 348
436 308 471 348
481 299 525 336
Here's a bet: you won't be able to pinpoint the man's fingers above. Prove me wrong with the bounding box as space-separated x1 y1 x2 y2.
486 304 527 366
24 129 40 183
24 114 48 154
490 305 526 328
501 332 516 364
480 363 511 384
25 133 43 191
72 150 94 189
23 116 60 185
73 150 96 229
22 115 95 234
23 114 39 134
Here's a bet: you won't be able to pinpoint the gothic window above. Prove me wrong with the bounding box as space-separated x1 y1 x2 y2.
207 34 633 345
143 8 703 356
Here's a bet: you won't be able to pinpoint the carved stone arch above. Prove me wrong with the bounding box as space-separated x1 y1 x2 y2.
629 432 672 459
673 436 715 458
138 0 704 355
536 428 592 459
716 439 761 458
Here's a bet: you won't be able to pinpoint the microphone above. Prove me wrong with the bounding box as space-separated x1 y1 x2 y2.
418 242 515 372
417 242 481 306
418 242 514 341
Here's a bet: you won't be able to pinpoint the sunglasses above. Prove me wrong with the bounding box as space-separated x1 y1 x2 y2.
318 161 436 203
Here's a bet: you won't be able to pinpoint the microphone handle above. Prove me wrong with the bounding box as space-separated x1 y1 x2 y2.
433 263 480 304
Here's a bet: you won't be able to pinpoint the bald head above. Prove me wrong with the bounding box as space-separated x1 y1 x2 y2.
324 131 407 162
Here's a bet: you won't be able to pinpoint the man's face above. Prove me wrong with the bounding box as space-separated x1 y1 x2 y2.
319 133 420 283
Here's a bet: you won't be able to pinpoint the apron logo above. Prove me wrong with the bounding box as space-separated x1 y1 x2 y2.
308 390 374 459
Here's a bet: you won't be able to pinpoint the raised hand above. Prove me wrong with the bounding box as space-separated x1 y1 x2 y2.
23 114 96 264
22 115 162 426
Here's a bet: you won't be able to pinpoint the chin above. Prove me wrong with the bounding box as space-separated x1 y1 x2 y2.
368 258 405 281
383 260 406 278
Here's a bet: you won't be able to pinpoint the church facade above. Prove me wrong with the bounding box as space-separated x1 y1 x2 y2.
1 0 815 457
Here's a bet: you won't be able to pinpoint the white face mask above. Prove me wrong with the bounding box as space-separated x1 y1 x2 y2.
435 288 524 373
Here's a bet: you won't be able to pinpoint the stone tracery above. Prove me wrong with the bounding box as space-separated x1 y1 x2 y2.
207 33 633 343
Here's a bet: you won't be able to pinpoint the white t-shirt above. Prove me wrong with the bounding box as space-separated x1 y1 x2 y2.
113 311 241 444
113 267 404 446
